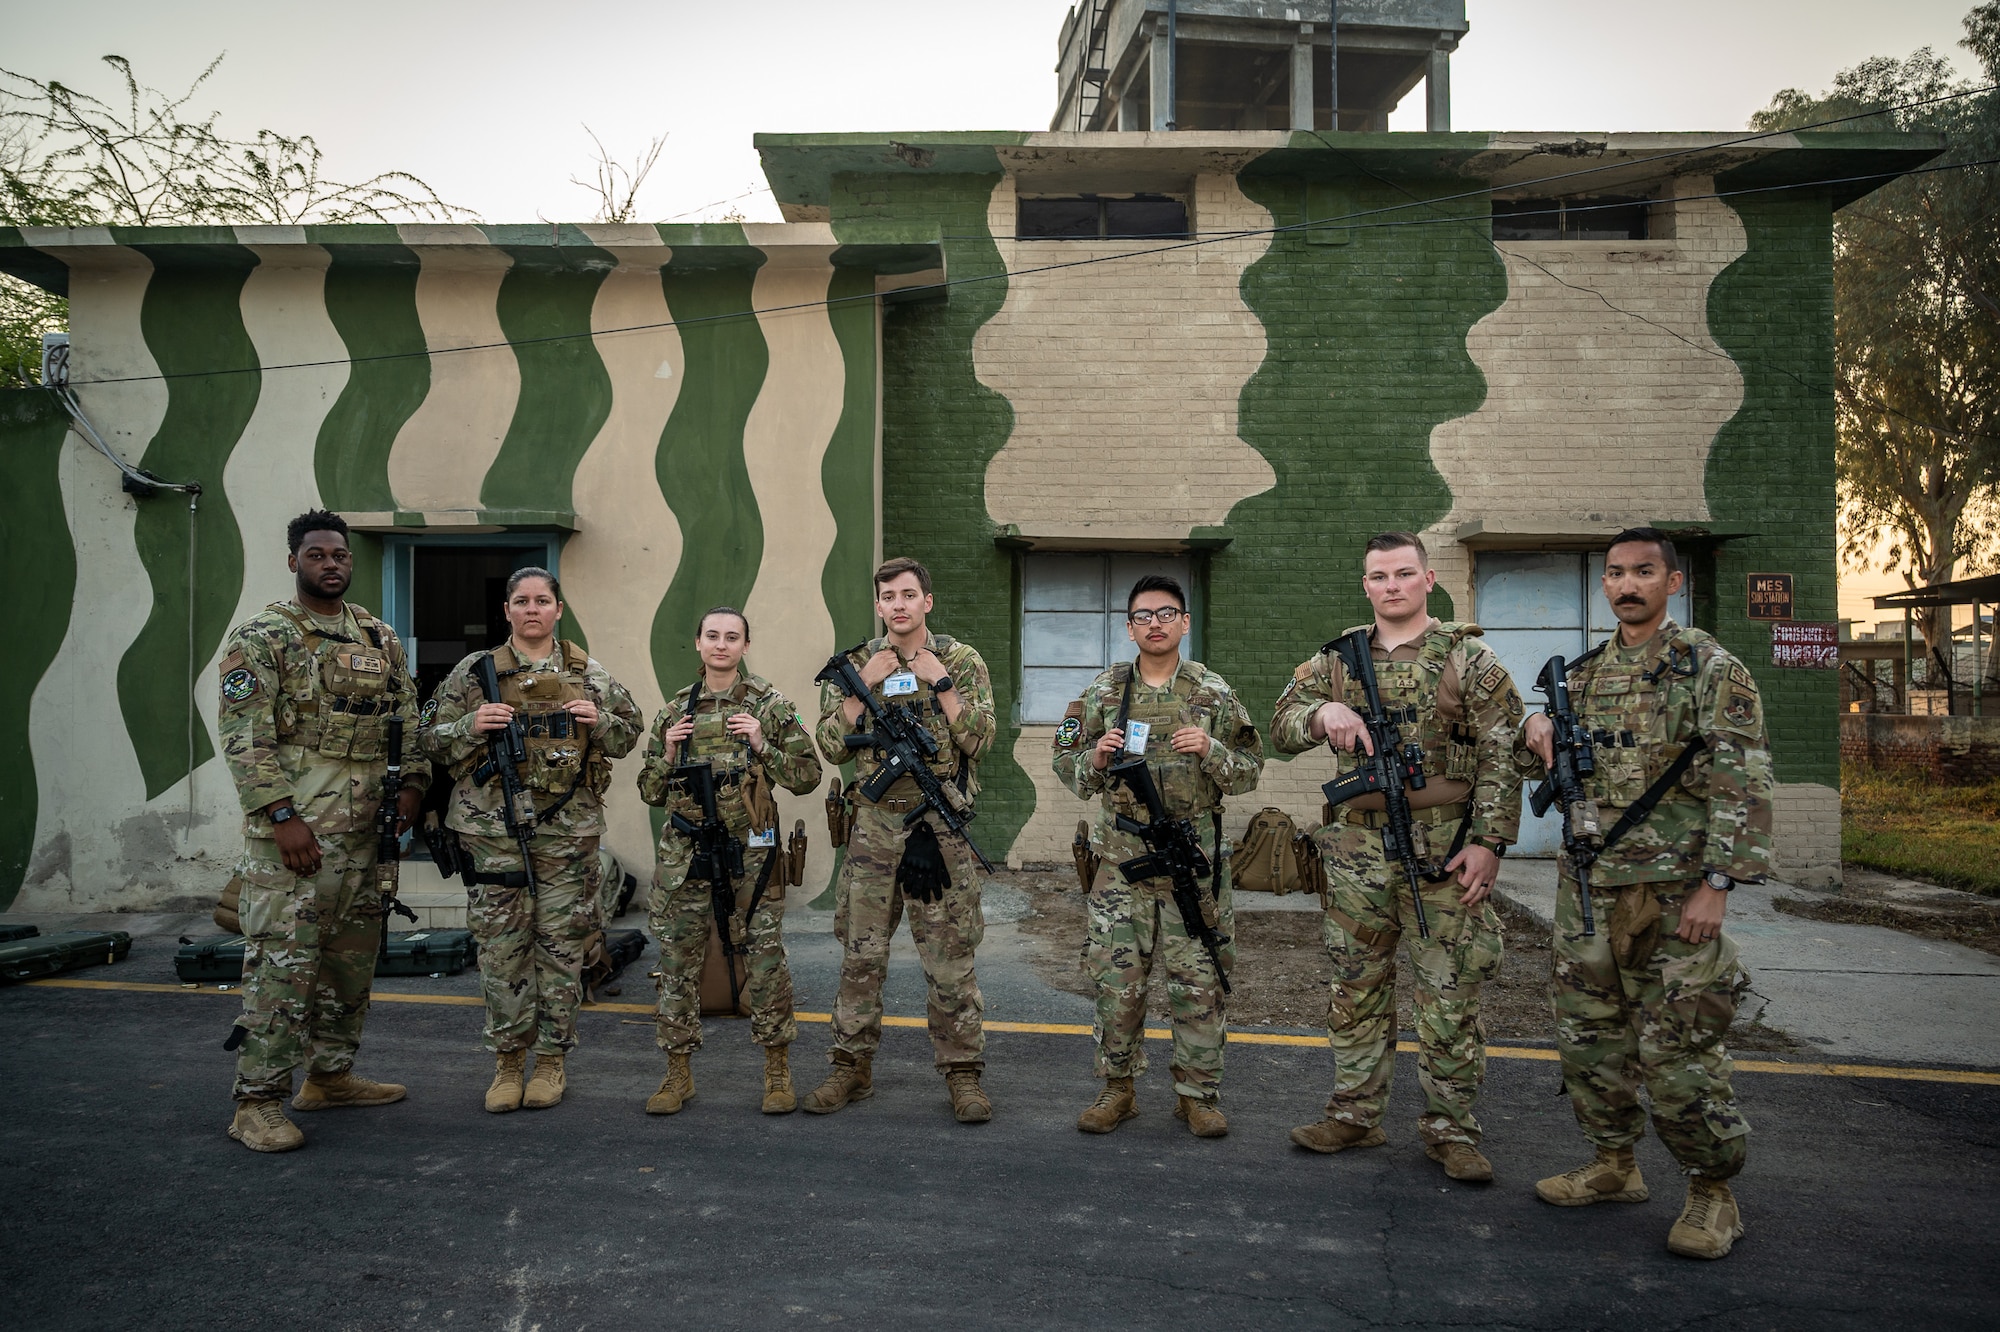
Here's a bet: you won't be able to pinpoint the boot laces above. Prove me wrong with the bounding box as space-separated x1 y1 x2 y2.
1090 1083 1124 1109
1684 1180 1717 1227
947 1070 981 1096
252 1100 288 1129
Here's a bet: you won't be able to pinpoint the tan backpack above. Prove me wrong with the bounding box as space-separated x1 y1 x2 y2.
1234 807 1304 895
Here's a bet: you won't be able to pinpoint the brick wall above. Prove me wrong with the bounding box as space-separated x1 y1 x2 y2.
1841 713 2000 783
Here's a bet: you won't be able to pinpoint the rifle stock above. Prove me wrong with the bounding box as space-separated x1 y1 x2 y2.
1106 756 1231 994
815 651 993 874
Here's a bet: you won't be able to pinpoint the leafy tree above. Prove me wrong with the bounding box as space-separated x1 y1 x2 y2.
0 53 469 386
1753 5 2000 674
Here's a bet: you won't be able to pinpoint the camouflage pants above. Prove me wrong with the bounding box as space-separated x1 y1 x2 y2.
1553 870 1751 1178
650 834 795 1053
830 804 985 1070
1316 820 1503 1145
1085 861 1235 1101
462 832 600 1056
232 831 383 1100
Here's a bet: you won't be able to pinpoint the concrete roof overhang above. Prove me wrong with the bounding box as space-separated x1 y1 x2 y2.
754 129 1946 221
0 221 944 298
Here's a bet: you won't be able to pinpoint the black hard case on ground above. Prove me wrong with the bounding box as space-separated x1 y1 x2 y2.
173 929 478 982
0 930 132 982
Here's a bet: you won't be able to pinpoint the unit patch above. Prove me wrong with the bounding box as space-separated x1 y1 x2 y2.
1056 717 1083 749
1723 692 1758 728
1727 662 1756 691
220 668 258 704
1476 662 1508 695
419 698 439 728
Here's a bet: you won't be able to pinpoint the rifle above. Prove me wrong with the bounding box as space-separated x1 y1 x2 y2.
1319 629 1440 940
375 716 418 956
667 671 750 1012
1105 754 1231 993
474 653 539 895
1528 655 1600 937
814 648 994 874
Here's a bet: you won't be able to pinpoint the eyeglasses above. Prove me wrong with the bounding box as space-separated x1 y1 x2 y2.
1127 607 1185 626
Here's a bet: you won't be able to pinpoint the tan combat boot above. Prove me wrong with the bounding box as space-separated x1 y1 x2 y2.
1175 1095 1228 1138
945 1067 992 1124
762 1046 797 1115
1290 1118 1387 1154
227 1098 305 1153
485 1050 528 1114
645 1053 695 1115
800 1053 873 1115
1535 1145 1649 1206
1667 1177 1745 1260
1425 1141 1495 1183
522 1053 566 1109
292 1070 407 1111
1076 1077 1139 1134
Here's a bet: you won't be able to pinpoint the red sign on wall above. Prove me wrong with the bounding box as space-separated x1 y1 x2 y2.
1771 620 1839 669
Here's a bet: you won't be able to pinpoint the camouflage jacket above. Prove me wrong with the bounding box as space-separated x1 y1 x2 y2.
815 632 996 801
1519 618 1773 885
217 599 431 839
1052 658 1264 862
636 671 823 839
422 641 642 839
1271 619 1526 849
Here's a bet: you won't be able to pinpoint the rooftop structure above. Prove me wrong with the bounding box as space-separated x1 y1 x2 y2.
1051 0 1467 133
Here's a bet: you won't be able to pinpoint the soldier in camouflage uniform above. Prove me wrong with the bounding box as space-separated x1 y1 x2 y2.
217 510 429 1153
1052 574 1263 1138
636 607 823 1117
802 557 998 1124
421 567 642 1113
1521 527 1771 1261
1272 532 1524 1183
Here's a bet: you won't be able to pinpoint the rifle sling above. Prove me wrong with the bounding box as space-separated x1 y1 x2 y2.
743 835 781 922
1597 737 1709 857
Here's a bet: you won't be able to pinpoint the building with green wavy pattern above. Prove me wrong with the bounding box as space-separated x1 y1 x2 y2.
0 129 1937 914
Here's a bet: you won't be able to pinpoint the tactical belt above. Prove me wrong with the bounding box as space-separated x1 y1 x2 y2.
1334 800 1468 831
463 867 531 889
296 695 399 717
858 793 926 815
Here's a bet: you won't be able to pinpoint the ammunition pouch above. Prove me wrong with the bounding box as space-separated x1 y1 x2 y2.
1292 825 1325 909
421 818 469 883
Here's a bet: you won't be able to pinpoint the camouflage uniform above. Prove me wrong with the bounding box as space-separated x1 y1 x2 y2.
815 633 995 1071
217 599 430 1101
1525 619 1771 1179
1051 660 1263 1103
421 642 642 1056
636 672 823 1053
1272 620 1525 1146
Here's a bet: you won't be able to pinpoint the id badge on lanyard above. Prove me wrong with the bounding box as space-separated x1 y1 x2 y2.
884 670 919 698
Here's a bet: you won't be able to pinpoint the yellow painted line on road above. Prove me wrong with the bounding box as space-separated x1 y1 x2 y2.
20 977 2000 1087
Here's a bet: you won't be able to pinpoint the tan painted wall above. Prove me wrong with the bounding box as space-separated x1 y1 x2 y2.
1423 179 1746 609
978 174 1276 542
387 234 517 512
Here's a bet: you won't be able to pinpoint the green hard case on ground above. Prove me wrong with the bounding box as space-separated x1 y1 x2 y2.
0 923 41 943
173 929 478 983
0 930 132 982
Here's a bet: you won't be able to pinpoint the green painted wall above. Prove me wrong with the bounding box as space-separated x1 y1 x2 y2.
0 392 78 908
1706 183 1840 787
116 238 261 799
312 236 429 512
650 262 770 695
1221 166 1505 724
837 172 1032 854
822 264 881 650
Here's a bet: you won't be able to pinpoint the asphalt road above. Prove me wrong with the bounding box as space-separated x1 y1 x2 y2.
4 977 1997 1331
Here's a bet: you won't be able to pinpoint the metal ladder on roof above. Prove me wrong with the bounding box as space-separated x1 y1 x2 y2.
1075 0 1114 130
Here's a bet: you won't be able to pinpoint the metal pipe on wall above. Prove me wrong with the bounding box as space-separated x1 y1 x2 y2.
1166 0 1178 130
1328 0 1340 131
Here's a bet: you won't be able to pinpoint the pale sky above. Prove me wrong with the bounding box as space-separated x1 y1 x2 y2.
5 0 1985 618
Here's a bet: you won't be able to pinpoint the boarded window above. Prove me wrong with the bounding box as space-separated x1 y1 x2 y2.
1018 195 1189 240
1492 197 1651 241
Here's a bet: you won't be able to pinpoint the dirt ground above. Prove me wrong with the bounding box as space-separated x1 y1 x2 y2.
1010 867 1800 1052
1777 866 2000 960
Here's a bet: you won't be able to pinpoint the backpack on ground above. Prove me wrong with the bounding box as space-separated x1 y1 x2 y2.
1235 807 1304 895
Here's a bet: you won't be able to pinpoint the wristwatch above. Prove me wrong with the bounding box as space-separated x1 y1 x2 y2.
269 804 298 825
1703 871 1734 892
1471 835 1507 857
932 676 954 694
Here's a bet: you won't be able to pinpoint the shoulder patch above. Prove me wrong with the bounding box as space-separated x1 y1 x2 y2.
1056 716 1083 749
419 698 440 728
1293 661 1315 683
1727 661 1755 691
1476 661 1507 695
220 668 258 704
